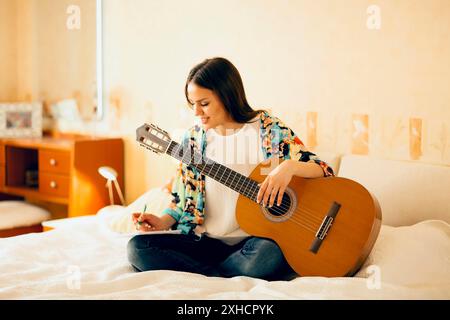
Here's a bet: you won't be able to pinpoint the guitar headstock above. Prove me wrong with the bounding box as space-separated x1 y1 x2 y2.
136 123 171 155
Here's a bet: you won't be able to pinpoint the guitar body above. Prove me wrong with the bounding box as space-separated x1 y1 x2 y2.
236 159 382 277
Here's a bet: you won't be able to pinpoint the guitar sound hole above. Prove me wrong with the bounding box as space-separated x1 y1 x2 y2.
267 194 291 217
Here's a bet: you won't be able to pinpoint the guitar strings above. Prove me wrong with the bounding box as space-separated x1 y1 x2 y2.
246 183 325 222
169 142 324 229
242 175 326 227
199 160 325 228
237 173 324 225
188 155 328 230
285 216 317 234
195 158 325 231
246 180 321 221
169 142 325 233
198 158 324 225
238 178 336 234
194 155 324 225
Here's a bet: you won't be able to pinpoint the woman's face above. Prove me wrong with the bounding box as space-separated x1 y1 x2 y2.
186 82 232 131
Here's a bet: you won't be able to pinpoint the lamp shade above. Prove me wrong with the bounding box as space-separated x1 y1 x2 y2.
98 166 118 181
97 166 125 205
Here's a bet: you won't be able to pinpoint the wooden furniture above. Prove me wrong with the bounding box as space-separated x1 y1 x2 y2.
0 136 124 218
0 225 43 237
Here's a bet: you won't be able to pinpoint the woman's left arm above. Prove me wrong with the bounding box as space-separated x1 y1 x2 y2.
287 159 324 178
256 118 334 207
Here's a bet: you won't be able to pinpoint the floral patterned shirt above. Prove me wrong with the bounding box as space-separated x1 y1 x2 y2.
162 111 335 234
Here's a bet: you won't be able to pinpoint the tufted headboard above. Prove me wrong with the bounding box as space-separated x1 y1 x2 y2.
337 155 450 226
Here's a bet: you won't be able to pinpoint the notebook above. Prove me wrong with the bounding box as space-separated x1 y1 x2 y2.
119 229 182 237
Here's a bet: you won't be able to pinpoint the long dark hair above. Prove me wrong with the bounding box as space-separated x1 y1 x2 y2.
185 57 265 123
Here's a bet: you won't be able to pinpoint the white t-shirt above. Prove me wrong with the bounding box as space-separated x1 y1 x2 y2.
204 119 265 245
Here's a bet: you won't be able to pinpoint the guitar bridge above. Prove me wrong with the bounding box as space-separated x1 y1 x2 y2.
309 202 341 254
316 216 333 240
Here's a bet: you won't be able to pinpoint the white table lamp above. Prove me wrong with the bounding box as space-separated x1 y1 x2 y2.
98 166 125 205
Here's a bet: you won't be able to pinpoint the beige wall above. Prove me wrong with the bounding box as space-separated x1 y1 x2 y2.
0 0 18 101
104 0 449 202
0 0 96 118
33 0 96 118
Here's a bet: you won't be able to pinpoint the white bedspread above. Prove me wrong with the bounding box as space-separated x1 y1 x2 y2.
0 217 449 299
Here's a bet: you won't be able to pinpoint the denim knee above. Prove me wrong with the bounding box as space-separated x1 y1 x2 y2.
241 238 284 273
127 236 144 269
220 238 286 279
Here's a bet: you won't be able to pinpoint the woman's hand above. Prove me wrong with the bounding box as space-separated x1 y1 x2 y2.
256 160 296 208
131 213 175 232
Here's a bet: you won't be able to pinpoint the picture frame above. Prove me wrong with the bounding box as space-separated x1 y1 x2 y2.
0 102 43 138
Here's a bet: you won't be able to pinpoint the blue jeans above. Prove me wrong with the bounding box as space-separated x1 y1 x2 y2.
127 234 297 281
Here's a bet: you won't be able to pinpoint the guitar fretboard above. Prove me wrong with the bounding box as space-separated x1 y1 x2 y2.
166 140 259 201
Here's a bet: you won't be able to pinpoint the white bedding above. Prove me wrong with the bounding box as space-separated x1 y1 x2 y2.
0 216 448 299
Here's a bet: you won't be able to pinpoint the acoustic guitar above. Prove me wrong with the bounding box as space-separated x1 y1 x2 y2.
136 123 382 277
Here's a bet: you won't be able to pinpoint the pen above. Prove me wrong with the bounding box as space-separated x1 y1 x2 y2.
136 204 147 228
139 204 147 221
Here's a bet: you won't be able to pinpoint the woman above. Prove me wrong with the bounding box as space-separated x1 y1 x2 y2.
127 57 334 280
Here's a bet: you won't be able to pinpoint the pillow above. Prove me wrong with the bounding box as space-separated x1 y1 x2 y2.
97 187 173 234
337 155 450 226
355 220 450 286
0 201 51 229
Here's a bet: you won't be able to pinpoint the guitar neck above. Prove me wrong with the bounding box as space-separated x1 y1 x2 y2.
165 140 259 201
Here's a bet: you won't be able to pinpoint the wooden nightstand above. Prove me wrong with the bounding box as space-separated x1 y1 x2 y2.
0 136 124 218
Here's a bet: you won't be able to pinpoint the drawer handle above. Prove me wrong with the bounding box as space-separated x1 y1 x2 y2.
50 181 57 189
49 158 57 166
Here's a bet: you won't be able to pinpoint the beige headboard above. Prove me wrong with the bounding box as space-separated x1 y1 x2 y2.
337 155 450 226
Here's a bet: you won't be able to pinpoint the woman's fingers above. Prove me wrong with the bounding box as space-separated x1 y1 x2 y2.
268 185 280 208
132 213 152 222
135 213 161 231
140 222 155 232
257 180 287 207
132 213 146 221
135 220 155 232
257 179 277 207
256 178 268 204
132 214 140 224
262 182 274 207
133 213 156 231
277 185 287 206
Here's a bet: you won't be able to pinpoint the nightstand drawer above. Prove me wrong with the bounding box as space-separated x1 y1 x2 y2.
39 173 70 197
39 150 70 174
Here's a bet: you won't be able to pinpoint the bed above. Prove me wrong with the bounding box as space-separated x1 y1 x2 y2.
0 155 449 299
